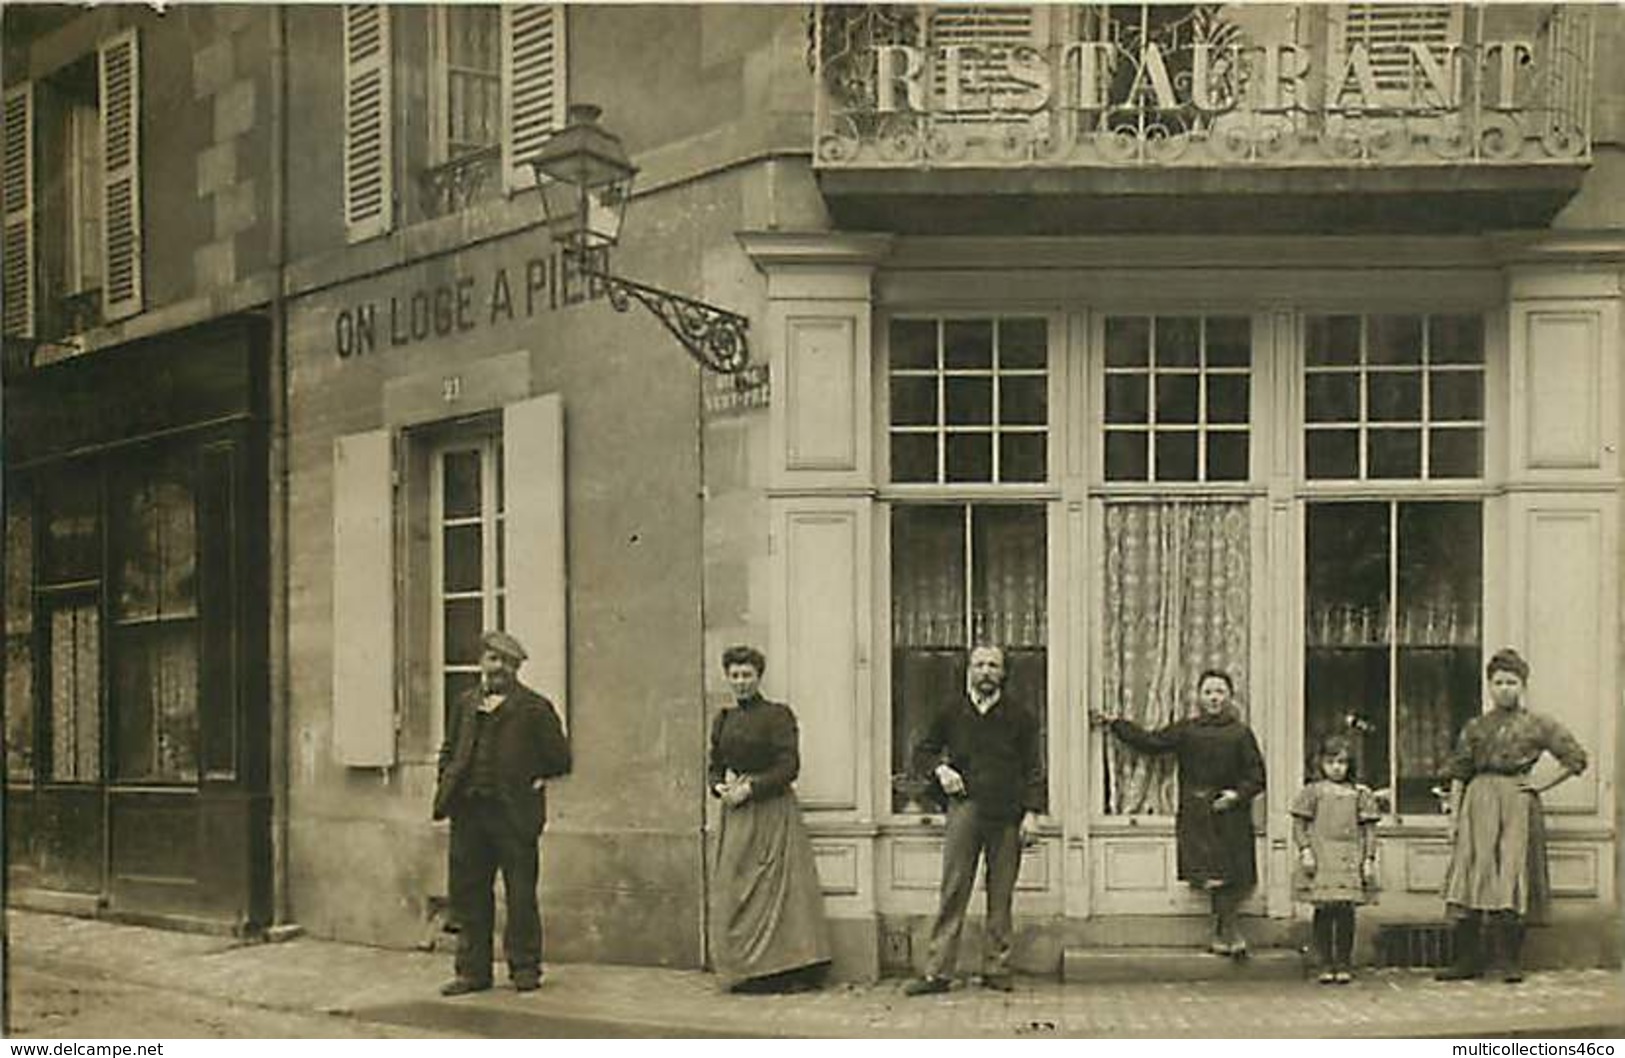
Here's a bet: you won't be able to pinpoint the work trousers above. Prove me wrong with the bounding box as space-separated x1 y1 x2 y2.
450 797 543 983
924 798 1022 979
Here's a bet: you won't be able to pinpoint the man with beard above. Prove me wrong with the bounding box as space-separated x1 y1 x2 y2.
904 645 1045 995
433 630 571 995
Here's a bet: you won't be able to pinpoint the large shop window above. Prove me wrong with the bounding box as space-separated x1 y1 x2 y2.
432 433 506 737
1104 315 1252 483
889 317 1048 484
110 457 200 782
4 490 33 779
1101 502 1251 815
1304 314 1485 481
890 504 1047 814
37 475 102 782
1305 502 1482 816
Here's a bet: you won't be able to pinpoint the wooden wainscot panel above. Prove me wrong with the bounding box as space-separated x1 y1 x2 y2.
783 509 861 809
1101 840 1170 892
812 842 860 896
892 838 944 891
1519 310 1601 471
1522 507 1603 814
784 317 858 471
1404 842 1453 893
1546 844 1599 898
1015 842 1050 892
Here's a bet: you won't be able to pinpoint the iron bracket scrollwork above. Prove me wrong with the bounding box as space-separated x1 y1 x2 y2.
572 254 751 375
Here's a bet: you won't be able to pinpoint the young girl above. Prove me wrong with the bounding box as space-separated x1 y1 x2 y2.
1292 735 1380 984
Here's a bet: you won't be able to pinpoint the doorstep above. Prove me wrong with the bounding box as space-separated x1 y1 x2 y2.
1062 946 1306 984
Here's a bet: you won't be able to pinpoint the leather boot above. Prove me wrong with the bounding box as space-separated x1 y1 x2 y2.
1500 913 1525 983
1434 913 1482 980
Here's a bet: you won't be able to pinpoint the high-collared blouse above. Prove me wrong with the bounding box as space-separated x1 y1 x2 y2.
1443 705 1588 782
708 695 801 800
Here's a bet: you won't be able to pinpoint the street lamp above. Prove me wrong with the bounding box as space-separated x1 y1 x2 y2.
529 103 751 374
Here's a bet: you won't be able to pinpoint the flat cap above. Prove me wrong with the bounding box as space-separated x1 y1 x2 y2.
481 629 528 663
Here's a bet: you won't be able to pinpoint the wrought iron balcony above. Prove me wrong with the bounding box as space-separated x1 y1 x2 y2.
418 144 504 219
810 4 1595 170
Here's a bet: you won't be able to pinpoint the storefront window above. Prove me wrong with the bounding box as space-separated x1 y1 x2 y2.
1305 501 1482 815
6 492 34 780
434 435 505 734
889 317 1048 484
1304 313 1484 480
1100 501 1251 814
111 459 199 782
890 504 1047 813
1103 315 1252 482
46 599 99 782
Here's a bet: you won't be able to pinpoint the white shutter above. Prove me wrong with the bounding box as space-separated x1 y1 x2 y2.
1340 4 1460 95
502 4 566 192
332 428 397 767
99 30 142 322
3 83 34 338
343 5 393 243
502 393 567 723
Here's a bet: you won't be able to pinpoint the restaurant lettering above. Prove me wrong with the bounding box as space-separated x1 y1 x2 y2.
872 39 1537 116
333 251 601 359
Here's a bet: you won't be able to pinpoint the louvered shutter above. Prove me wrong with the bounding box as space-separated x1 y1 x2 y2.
3 83 34 338
343 5 393 243
99 30 142 322
502 4 566 192
502 393 567 724
1337 4 1461 98
332 428 397 767
928 4 1041 124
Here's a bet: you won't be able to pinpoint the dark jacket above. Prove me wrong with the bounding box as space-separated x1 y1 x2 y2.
912 693 1046 823
432 682 571 837
708 695 800 801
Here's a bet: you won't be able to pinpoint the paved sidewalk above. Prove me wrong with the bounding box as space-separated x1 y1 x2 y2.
6 910 1623 1038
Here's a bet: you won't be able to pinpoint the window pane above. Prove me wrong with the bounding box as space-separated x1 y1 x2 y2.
890 376 937 426
1104 374 1149 424
1105 317 1150 368
999 318 1047 370
971 506 1046 648
443 523 483 594
945 377 992 425
444 598 484 666
999 376 1046 426
42 475 99 584
496 519 506 588
1306 315 1360 366
944 320 993 369
1395 649 1478 814
444 671 479 736
999 434 1046 483
891 319 938 370
6 494 32 636
1306 373 1359 422
1156 317 1200 367
1430 315 1484 364
1368 315 1423 365
1205 317 1252 367
891 650 963 813
1429 372 1483 421
1155 374 1199 424
1368 372 1422 422
1105 431 1149 481
443 450 482 519
1206 433 1249 481
891 433 937 483
892 506 967 649
1155 431 1198 481
1429 428 1482 479
48 602 99 782
6 635 34 779
1206 375 1249 425
1306 429 1360 479
1369 429 1422 479
114 621 199 782
945 434 992 482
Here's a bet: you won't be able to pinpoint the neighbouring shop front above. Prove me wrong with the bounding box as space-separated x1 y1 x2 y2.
3 317 272 930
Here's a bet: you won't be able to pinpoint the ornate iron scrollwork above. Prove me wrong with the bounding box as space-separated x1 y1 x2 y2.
419 145 502 219
574 253 750 375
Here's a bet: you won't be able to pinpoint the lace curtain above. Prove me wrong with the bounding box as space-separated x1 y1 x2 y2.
1102 502 1250 815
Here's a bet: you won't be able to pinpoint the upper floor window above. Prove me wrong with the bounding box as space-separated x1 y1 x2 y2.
432 6 502 163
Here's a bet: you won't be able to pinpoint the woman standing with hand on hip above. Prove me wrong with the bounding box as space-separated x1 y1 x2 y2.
1435 648 1587 983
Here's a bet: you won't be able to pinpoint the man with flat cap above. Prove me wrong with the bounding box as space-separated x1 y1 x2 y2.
433 629 571 995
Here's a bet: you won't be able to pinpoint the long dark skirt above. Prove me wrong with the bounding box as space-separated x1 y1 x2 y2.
1441 773 1551 923
711 789 831 986
1176 789 1257 889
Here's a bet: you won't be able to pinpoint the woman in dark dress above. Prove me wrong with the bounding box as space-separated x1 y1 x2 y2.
1435 648 1587 983
708 645 831 992
1091 668 1266 955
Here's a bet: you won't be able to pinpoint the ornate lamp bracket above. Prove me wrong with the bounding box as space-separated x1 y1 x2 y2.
574 252 751 375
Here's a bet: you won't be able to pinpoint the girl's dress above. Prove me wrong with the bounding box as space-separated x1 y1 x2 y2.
1291 780 1381 904
1109 709 1266 888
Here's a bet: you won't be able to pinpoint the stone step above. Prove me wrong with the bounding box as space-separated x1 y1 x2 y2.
1061 946 1307 984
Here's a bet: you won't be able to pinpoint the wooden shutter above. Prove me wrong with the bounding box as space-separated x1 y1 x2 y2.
343 5 393 243
3 83 34 338
99 30 142 322
502 393 567 723
1338 4 1461 96
501 4 566 192
332 429 397 767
